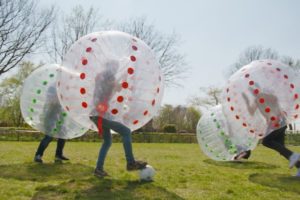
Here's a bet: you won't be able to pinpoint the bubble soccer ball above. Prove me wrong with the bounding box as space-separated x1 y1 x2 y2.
196 105 258 161
20 64 88 139
222 59 300 138
57 31 164 131
139 165 155 181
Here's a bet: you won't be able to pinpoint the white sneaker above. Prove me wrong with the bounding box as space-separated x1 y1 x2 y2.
289 153 300 169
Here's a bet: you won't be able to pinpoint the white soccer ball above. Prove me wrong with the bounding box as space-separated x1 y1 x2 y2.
139 165 155 181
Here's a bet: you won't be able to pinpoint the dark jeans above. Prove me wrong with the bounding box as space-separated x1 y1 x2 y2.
90 117 135 170
35 135 66 157
262 126 300 168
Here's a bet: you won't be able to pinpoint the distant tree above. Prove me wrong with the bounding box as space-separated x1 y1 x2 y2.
0 62 37 126
228 45 279 75
48 5 110 62
0 0 54 76
189 86 222 108
119 17 187 87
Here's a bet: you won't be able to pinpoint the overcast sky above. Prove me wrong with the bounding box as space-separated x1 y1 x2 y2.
37 0 300 106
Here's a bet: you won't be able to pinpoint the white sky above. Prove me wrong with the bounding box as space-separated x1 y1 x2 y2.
34 0 300 106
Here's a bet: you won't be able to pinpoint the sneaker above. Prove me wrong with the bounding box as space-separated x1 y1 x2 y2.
55 155 69 163
289 153 300 169
127 160 147 171
94 168 109 178
34 155 43 163
234 150 251 161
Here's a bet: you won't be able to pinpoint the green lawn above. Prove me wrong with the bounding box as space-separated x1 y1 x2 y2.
0 142 299 200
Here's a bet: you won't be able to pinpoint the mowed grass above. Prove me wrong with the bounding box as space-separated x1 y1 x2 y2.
0 141 299 200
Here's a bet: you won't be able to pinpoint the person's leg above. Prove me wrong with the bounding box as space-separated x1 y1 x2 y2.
262 126 293 160
102 118 134 164
56 139 66 157
96 125 112 170
35 135 53 157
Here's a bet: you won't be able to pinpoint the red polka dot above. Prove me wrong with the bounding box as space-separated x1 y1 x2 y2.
274 123 280 128
91 38 97 42
235 115 240 120
80 88 86 95
111 109 118 115
259 98 265 104
230 106 234 111
265 107 271 113
86 47 92 52
226 88 229 93
242 123 247 127
144 110 148 116
82 102 88 108
270 116 276 121
133 120 139 124
58 81 60 86
130 56 136 62
253 89 259 95
132 45 138 51
80 73 86 79
152 99 156 106
82 58 88 65
258 134 264 137
249 80 254 86
290 84 295 89
294 93 298 99
250 130 254 133
295 104 299 110
227 97 231 102
276 68 281 71
157 88 160 93
127 68 134 74
117 96 124 103
294 114 298 119
284 75 288 79
66 106 70 111
122 82 129 89
245 74 250 78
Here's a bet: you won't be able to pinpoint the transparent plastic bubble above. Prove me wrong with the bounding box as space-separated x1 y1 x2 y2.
20 64 88 139
196 105 258 161
57 31 164 131
222 59 300 138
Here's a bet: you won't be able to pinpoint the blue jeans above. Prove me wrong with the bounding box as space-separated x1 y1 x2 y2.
35 135 66 157
90 117 135 170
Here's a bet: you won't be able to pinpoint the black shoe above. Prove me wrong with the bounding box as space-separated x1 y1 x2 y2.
55 155 69 163
127 160 147 171
94 168 109 178
34 155 43 163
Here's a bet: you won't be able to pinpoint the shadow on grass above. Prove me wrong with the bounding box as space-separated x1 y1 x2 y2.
203 159 278 169
0 162 93 182
32 178 184 200
249 173 300 194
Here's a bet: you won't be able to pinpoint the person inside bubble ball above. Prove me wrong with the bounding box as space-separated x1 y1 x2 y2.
34 85 69 163
90 59 147 178
242 85 300 177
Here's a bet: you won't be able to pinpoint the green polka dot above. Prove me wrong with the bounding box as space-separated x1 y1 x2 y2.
216 123 221 129
32 99 37 104
49 74 54 78
210 113 214 116
36 89 41 94
53 128 57 132
30 117 33 120
30 108 34 112
213 119 217 122
81 128 85 131
220 131 225 136
42 81 48 85
62 112 67 117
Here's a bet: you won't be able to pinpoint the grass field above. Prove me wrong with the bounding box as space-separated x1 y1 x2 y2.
0 141 299 200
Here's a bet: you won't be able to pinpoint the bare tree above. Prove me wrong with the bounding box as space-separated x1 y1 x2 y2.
119 17 187 87
281 55 300 69
228 45 279 75
48 5 110 62
0 0 54 76
189 86 222 108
